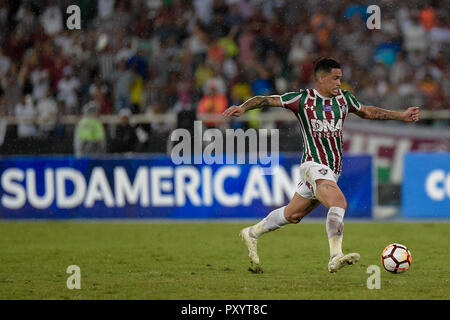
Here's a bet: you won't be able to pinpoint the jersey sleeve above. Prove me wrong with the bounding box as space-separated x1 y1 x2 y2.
344 90 362 113
279 91 303 114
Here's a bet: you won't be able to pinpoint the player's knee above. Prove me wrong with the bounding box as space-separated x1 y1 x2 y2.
316 180 347 209
324 192 347 210
332 196 347 210
341 195 347 209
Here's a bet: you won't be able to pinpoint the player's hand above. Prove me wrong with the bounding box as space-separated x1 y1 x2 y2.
222 105 244 118
402 107 420 122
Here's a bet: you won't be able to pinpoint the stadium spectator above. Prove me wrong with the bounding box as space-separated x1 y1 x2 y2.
193 0 214 25
127 49 149 80
36 88 58 137
113 59 134 113
29 54 50 102
1 63 21 116
15 2 37 39
57 66 81 115
74 101 106 156
419 4 437 30
389 51 411 85
6 29 25 62
96 87 113 115
115 38 135 64
0 49 11 77
401 12 428 54
49 53 69 94
98 0 116 21
429 16 450 58
89 75 109 100
129 71 144 114
197 77 228 129
111 108 138 153
96 34 115 83
40 0 63 36
14 94 36 138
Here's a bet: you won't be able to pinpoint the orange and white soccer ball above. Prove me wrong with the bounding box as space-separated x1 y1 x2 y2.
381 243 412 273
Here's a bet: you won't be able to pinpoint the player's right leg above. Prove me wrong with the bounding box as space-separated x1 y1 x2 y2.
240 192 319 273
314 179 360 273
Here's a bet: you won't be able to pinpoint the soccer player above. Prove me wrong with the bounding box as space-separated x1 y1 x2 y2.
222 58 420 273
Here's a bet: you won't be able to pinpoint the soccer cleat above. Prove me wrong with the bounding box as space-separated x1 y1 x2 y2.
239 227 263 273
328 252 360 273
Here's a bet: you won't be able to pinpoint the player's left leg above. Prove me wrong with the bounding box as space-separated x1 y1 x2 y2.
239 193 319 273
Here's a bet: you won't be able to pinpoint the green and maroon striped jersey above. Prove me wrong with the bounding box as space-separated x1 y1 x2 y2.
279 89 362 176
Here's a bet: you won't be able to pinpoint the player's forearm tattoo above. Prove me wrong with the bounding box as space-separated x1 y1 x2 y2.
242 96 271 111
365 107 402 120
258 98 270 108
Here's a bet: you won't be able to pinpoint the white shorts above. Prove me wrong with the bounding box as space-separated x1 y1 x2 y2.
295 161 339 200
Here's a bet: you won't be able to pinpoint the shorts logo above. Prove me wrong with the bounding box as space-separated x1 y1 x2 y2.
319 168 328 175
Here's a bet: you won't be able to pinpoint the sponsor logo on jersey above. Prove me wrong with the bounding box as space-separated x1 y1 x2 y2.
310 119 343 132
310 119 343 138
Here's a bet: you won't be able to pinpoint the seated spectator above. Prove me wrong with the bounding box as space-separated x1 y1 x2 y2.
74 102 106 156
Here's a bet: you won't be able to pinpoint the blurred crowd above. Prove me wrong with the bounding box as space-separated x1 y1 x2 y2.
0 0 448 153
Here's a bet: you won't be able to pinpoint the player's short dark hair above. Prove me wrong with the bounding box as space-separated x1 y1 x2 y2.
314 58 341 75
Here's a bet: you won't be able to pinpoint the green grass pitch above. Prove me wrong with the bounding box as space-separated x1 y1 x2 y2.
0 220 449 300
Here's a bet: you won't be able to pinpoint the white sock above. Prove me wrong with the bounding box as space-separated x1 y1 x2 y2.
328 236 343 259
326 206 345 258
249 206 290 238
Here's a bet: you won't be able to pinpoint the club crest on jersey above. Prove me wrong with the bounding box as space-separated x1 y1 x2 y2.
323 104 333 111
319 168 328 175
337 96 346 111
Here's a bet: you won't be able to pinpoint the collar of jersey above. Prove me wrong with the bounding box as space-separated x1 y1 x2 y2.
313 89 338 99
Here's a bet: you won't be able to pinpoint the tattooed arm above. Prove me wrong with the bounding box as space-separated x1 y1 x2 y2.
355 106 420 122
222 95 282 117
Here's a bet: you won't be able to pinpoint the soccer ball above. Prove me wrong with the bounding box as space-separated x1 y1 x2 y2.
381 243 412 273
